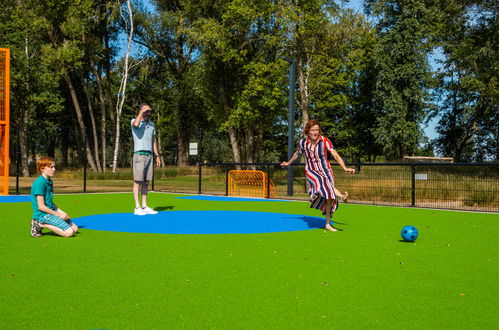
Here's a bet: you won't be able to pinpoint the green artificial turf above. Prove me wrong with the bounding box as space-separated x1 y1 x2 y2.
1 192 498 329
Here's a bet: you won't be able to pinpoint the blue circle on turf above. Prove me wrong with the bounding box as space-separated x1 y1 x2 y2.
74 211 326 234
0 195 31 203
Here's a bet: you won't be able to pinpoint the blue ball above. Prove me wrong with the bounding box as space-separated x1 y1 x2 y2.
401 225 418 242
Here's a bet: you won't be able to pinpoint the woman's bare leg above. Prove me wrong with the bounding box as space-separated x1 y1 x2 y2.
333 187 348 202
324 199 337 232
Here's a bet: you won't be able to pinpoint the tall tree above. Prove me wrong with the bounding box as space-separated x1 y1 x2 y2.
133 0 201 166
432 0 498 161
36 0 128 172
192 0 288 164
112 0 134 172
366 0 435 160
286 7 380 162
0 0 65 175
279 0 339 132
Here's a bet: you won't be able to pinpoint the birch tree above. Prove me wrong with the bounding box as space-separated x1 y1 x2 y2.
112 0 134 172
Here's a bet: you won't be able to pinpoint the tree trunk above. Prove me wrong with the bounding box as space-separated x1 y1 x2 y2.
104 30 116 162
227 126 241 167
297 55 309 132
253 124 264 164
177 132 189 166
220 86 241 167
247 123 256 170
61 143 68 167
104 32 116 130
72 119 84 165
63 71 98 172
19 35 31 176
19 103 30 176
90 59 107 172
83 83 102 172
112 0 134 172
176 100 190 166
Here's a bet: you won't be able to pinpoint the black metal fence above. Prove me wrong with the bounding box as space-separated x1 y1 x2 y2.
11 161 499 213
196 162 499 213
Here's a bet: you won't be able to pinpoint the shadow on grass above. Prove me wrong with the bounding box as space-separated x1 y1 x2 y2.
154 206 175 211
37 231 82 237
294 216 347 231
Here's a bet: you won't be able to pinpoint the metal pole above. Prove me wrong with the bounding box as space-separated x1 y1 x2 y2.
266 167 270 199
198 129 203 194
15 125 20 194
225 167 229 196
151 158 155 191
286 58 296 196
411 165 416 207
83 140 87 193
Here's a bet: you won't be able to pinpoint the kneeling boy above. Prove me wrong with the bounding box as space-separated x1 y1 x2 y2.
30 157 78 237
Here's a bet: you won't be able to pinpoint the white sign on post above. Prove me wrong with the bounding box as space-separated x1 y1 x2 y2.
415 173 428 180
189 142 198 156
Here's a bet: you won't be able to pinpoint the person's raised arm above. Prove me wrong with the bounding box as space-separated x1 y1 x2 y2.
133 107 149 127
281 150 301 167
330 149 355 174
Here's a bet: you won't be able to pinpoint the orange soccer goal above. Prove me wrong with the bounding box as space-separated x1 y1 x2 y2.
0 48 10 195
228 170 276 198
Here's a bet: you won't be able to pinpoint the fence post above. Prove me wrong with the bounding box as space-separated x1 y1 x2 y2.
15 125 20 195
198 129 203 194
151 160 155 192
198 163 202 194
225 167 229 196
266 167 270 199
411 165 416 207
83 141 87 193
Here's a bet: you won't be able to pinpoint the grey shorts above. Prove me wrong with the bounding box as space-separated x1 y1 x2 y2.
133 153 153 182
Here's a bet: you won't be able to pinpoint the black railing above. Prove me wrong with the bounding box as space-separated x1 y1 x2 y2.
197 162 499 213
12 161 498 213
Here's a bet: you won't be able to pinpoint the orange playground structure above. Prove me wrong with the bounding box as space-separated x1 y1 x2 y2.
228 170 276 198
0 48 10 195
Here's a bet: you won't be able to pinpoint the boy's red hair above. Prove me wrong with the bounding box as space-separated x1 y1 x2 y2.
37 157 54 173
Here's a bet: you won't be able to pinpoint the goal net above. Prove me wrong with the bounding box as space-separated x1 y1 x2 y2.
228 170 276 198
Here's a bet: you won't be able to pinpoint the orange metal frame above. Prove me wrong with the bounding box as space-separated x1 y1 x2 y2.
228 170 276 198
0 48 10 195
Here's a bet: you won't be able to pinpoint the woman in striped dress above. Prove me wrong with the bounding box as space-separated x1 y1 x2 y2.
281 120 355 232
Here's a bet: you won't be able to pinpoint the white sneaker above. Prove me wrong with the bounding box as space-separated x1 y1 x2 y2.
142 206 158 215
134 207 147 216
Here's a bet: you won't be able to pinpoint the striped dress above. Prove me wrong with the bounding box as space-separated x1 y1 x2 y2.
299 136 338 215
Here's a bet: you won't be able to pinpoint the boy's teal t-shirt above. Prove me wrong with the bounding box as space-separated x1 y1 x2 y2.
31 175 56 220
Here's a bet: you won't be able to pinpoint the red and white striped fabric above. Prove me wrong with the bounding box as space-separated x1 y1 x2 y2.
299 136 338 215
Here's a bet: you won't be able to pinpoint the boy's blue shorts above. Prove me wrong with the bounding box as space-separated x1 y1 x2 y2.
38 214 71 231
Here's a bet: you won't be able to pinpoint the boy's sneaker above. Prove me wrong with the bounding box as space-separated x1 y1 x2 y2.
142 206 158 215
134 207 147 216
30 219 42 237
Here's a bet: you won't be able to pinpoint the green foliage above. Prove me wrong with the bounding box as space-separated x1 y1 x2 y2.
367 0 436 160
431 0 498 161
1 0 496 169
